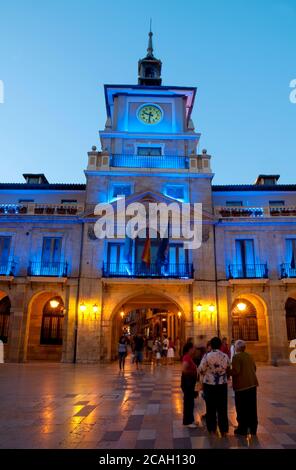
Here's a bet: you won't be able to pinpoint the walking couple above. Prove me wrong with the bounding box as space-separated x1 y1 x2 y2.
181 337 258 436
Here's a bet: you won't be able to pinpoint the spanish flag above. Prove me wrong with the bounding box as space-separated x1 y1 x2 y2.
141 236 151 265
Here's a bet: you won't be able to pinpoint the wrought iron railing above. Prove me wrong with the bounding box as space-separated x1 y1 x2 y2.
103 262 193 279
0 260 16 276
28 261 68 277
228 263 268 279
110 154 189 169
0 203 84 216
280 263 296 279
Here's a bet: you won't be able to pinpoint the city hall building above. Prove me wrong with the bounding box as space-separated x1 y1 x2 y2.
0 32 295 365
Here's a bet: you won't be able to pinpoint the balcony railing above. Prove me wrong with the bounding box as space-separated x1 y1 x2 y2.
0 203 84 216
0 260 16 276
280 263 296 279
28 261 68 277
228 263 268 279
216 206 296 218
103 262 193 279
110 154 189 169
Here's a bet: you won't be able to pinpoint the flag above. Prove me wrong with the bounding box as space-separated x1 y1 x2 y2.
141 236 151 265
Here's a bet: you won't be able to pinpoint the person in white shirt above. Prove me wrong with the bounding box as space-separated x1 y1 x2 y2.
198 337 230 436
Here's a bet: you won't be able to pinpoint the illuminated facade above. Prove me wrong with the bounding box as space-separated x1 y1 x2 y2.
1 32 296 364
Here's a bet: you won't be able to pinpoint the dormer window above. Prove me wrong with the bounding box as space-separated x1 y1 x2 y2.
137 147 161 156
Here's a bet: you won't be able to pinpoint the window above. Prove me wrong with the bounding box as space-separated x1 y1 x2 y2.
232 300 259 341
137 147 162 156
285 298 296 341
0 296 11 343
168 243 189 276
235 239 255 276
165 185 185 201
286 239 296 269
40 237 62 275
107 242 125 274
40 296 64 345
61 199 77 204
0 236 11 274
226 201 243 207
112 184 131 199
269 200 285 207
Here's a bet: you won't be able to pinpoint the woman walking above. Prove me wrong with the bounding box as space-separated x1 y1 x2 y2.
118 335 128 371
181 341 198 428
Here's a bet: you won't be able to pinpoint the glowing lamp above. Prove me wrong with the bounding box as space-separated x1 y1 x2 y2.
120 311 124 319
196 303 203 313
237 302 247 312
79 302 86 313
49 299 59 309
177 311 182 318
208 304 215 313
92 304 99 314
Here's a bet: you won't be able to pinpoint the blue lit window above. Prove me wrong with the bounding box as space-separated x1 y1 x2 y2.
226 201 243 207
165 184 185 201
269 200 285 207
137 147 161 156
0 237 12 275
112 184 132 200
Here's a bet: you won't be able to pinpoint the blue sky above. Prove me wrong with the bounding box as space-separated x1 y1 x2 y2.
0 0 295 184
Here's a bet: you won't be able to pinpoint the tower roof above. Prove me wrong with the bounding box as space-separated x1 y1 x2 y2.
138 26 162 86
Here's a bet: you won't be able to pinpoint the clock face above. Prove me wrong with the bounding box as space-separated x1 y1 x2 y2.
138 104 162 125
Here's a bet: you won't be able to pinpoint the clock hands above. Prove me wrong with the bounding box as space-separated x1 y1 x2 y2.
143 110 153 123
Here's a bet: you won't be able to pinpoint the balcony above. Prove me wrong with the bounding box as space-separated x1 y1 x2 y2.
28 261 68 277
103 262 193 279
216 206 296 219
110 154 189 169
280 263 296 279
0 203 84 216
0 260 16 276
228 264 268 279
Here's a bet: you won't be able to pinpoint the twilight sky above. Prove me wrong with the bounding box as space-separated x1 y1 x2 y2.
0 0 295 184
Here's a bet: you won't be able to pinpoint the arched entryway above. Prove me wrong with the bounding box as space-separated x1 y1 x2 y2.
231 294 269 362
26 291 65 362
285 297 296 341
110 292 186 361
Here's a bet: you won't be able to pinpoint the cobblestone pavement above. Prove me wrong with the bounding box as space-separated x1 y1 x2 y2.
0 362 295 449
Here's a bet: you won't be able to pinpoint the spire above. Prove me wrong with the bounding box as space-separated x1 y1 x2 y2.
138 22 162 86
146 19 154 58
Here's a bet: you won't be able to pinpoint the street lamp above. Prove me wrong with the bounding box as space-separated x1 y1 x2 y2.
237 301 247 312
50 299 59 309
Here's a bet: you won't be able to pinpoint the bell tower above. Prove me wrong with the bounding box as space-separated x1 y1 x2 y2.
138 25 162 86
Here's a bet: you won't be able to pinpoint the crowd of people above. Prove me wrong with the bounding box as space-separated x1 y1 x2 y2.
117 333 259 437
181 336 259 437
117 333 181 371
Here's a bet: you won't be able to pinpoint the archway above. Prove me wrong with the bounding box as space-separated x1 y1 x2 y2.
110 292 185 361
285 297 296 341
26 291 65 362
231 294 269 362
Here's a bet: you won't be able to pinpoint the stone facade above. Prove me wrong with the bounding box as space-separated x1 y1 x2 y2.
0 36 295 365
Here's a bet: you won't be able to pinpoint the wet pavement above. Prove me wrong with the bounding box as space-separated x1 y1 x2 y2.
0 361 295 449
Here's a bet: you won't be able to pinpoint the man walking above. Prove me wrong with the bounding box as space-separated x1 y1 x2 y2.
231 340 259 436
